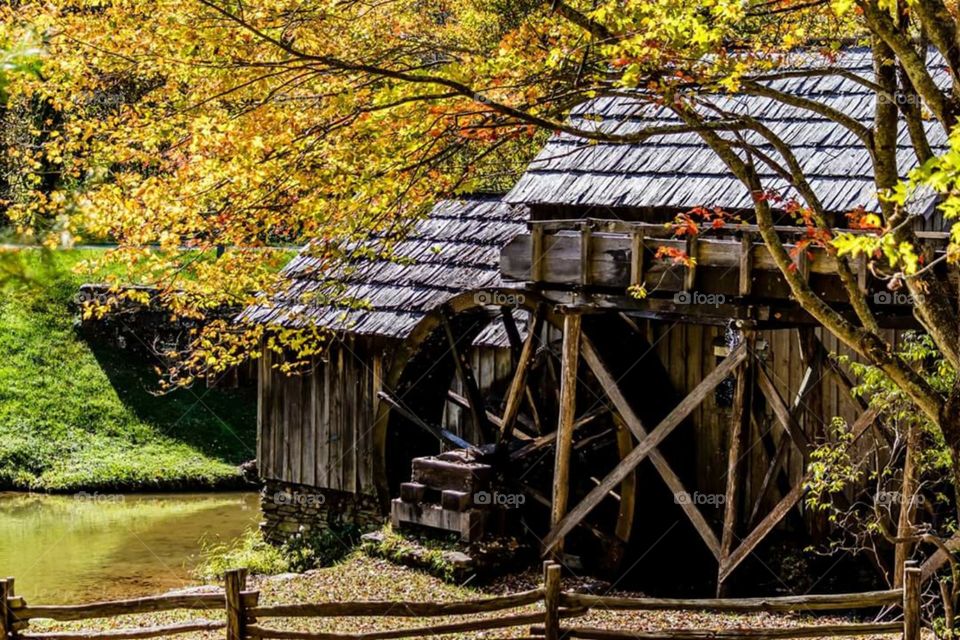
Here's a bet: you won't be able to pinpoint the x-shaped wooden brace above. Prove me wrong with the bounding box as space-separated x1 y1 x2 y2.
541 338 749 556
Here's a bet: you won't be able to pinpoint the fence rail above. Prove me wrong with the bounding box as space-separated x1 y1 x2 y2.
0 562 922 640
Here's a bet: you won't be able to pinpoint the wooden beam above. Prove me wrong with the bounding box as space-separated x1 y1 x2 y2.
684 236 699 291
378 391 473 450
531 224 545 282
550 312 582 557
581 336 722 559
630 231 646 287
739 233 754 297
718 334 755 593
580 224 593 287
719 406 878 582
498 305 545 447
543 342 748 555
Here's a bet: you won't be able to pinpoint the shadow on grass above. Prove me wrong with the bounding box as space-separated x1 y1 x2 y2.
87 341 258 466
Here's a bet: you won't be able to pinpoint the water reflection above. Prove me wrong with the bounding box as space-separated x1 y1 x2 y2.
0 492 260 603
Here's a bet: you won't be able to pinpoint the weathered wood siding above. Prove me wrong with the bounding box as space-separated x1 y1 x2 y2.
258 336 382 496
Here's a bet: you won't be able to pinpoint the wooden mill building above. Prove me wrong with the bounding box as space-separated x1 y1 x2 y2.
246 48 950 592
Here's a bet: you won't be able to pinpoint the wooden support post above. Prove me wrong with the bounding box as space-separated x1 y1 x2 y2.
903 560 921 640
739 233 754 297
550 313 581 558
630 231 645 287
532 224 545 282
1 578 12 640
895 423 920 588
580 223 593 286
543 561 561 640
718 335 754 595
685 236 699 291
225 568 248 640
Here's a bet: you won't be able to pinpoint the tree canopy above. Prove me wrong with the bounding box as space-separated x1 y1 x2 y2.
5 2 960 525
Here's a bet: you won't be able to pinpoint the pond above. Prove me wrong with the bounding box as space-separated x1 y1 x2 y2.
0 492 260 604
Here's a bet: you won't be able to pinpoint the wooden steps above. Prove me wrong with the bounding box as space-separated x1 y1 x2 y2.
390 453 493 542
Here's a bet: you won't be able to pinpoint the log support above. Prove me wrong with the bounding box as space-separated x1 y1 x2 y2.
717 332 755 595
549 312 582 559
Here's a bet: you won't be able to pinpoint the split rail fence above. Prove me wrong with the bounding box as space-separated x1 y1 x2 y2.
0 562 922 640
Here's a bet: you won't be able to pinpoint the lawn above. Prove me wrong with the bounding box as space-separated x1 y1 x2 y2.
0 249 258 491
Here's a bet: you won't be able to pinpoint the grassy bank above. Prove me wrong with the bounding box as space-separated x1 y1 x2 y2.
0 249 257 491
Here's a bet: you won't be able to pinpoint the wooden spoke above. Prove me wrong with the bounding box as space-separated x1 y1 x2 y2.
378 391 474 450
500 306 524 361
498 304 546 447
445 390 533 440
543 341 748 556
520 484 623 548
439 307 492 441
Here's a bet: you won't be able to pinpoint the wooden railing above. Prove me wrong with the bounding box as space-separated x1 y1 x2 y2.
0 562 922 640
500 218 952 318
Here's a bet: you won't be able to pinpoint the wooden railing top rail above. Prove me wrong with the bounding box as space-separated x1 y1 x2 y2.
559 589 902 613
249 587 544 618
528 218 952 241
12 591 259 622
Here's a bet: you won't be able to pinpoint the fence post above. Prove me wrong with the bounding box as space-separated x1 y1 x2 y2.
544 561 561 640
225 569 248 640
903 560 920 640
0 578 10 640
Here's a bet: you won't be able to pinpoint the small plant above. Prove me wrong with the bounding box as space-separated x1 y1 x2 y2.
195 530 290 579
281 522 363 573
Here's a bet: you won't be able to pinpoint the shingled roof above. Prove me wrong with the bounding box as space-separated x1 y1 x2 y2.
242 198 527 339
250 48 950 337
505 48 949 215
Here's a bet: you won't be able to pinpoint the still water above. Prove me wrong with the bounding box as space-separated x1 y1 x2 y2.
0 492 260 603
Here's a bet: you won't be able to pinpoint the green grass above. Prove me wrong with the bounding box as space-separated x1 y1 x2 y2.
0 249 257 491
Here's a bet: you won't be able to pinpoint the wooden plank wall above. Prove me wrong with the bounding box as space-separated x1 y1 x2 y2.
258 336 382 496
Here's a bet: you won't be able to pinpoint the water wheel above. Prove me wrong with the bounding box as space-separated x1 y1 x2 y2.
372 290 636 568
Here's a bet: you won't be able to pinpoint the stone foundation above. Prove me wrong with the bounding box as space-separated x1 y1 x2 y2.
260 479 383 545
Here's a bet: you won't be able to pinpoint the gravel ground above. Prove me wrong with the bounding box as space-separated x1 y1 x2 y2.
21 553 912 640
